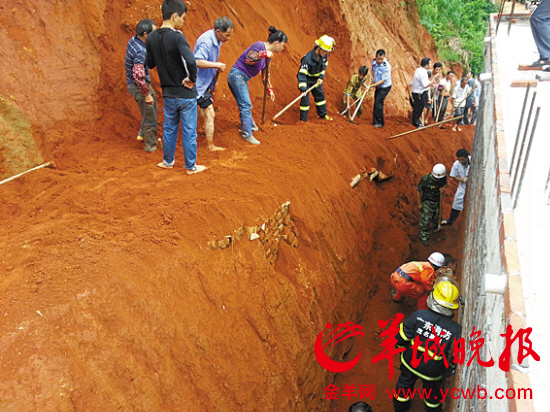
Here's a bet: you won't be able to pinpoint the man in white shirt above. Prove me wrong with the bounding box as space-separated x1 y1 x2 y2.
410 57 434 128
450 77 471 132
434 70 455 123
442 149 471 225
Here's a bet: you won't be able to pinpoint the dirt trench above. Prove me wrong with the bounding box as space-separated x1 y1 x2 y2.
1 0 472 410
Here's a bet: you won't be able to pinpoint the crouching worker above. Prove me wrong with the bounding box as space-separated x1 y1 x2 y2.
393 278 462 412
297 35 335 122
390 252 445 310
343 66 369 117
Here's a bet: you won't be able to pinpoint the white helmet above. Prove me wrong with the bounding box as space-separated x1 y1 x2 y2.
428 252 445 268
432 163 446 178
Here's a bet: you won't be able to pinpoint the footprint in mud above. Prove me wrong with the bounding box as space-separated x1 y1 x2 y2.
210 151 248 168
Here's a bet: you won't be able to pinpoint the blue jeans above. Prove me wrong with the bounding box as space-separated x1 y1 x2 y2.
162 97 198 170
227 67 254 137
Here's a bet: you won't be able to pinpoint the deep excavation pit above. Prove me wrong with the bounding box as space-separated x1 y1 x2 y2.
0 0 474 410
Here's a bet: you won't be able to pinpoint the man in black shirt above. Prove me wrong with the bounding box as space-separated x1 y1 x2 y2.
417 164 447 246
146 0 206 174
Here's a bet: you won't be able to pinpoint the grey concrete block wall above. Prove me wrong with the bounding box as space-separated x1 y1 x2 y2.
453 15 536 412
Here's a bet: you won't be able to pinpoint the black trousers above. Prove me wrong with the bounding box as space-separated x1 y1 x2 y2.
446 208 461 224
411 91 428 127
300 82 327 121
434 96 449 122
373 85 392 126
393 364 443 412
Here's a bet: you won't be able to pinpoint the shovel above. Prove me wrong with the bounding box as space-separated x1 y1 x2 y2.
272 83 318 122
349 87 369 123
434 195 444 233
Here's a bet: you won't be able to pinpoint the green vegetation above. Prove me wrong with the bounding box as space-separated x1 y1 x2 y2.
415 0 496 74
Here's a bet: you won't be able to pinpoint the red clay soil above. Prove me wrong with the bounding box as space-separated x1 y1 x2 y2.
0 0 473 410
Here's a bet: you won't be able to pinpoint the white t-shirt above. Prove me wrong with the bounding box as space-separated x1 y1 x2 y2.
411 67 430 94
440 78 452 93
452 83 471 108
450 157 471 210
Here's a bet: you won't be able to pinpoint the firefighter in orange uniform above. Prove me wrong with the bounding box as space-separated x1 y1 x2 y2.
390 252 445 310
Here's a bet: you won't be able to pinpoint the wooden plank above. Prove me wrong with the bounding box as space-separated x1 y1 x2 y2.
518 65 547 71
511 80 538 87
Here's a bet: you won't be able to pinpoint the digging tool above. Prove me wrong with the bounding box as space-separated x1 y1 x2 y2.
261 59 271 125
339 95 363 116
434 92 446 123
387 115 464 140
348 73 373 123
434 194 444 233
349 86 370 123
272 83 318 121
0 162 56 186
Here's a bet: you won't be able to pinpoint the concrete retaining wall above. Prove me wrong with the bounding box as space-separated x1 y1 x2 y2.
453 14 535 412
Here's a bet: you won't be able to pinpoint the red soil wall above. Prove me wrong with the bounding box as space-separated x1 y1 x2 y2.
0 1 470 411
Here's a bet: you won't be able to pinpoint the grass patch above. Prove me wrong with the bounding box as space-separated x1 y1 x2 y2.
416 0 496 74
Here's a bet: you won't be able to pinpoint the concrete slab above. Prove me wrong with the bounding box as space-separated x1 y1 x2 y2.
494 17 550 412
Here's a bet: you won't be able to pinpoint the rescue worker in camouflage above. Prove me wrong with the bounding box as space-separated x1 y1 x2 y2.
297 35 335 122
343 65 369 117
417 164 447 246
393 278 462 412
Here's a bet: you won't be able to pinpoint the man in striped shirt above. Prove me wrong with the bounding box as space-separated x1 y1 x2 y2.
125 19 158 152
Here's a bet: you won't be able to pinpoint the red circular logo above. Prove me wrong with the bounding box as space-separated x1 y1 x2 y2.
314 322 364 373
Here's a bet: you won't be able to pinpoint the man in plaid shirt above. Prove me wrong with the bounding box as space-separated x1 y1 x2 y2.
125 18 158 152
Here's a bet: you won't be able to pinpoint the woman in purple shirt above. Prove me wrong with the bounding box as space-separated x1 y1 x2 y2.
227 26 287 145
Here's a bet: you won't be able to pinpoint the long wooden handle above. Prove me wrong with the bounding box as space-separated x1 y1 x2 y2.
272 83 318 120
0 162 52 186
261 59 271 125
387 116 464 140
350 87 369 121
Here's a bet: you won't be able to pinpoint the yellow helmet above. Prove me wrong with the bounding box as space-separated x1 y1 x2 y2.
432 281 460 310
315 35 335 52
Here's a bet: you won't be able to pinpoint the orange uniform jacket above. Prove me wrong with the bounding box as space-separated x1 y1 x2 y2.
390 261 435 309
398 261 435 291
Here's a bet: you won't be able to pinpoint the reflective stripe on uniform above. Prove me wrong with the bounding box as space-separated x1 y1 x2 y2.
413 262 424 272
416 344 444 361
298 82 307 89
315 100 326 106
400 354 443 381
396 395 410 402
300 106 310 111
399 323 412 341
299 68 308 75
424 399 441 408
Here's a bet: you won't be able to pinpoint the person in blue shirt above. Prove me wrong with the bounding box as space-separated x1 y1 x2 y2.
369 49 392 128
193 16 234 151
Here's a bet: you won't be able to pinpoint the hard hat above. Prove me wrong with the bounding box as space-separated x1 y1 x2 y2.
432 163 446 178
432 281 460 309
428 252 445 268
315 35 335 52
